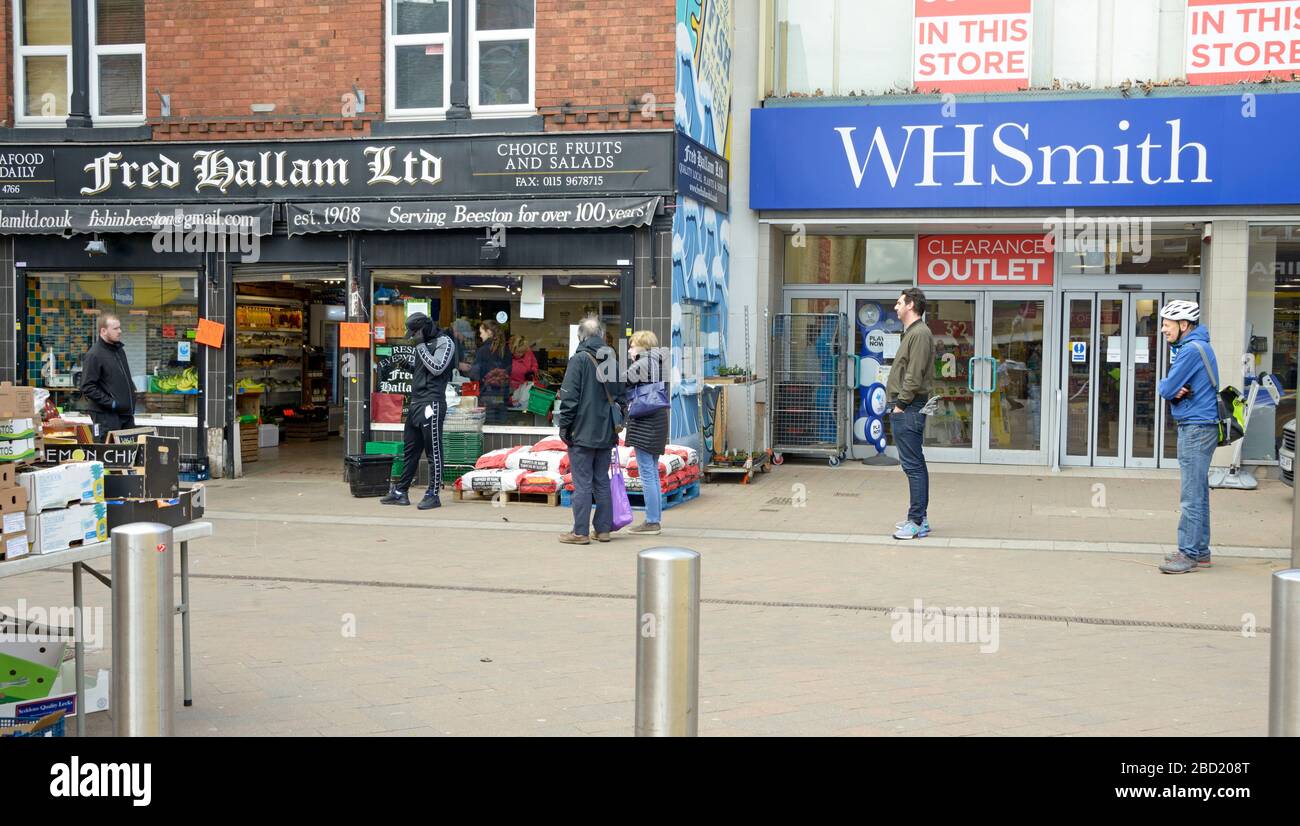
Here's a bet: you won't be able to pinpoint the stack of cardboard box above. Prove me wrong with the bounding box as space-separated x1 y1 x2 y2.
42 435 205 530
17 461 108 558
0 383 42 561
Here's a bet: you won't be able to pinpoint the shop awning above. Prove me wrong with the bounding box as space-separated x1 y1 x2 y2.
0 203 275 235
285 196 662 236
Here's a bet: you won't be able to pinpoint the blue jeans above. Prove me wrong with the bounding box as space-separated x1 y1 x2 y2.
1176 423 1218 559
568 445 612 537
891 402 928 524
634 448 663 524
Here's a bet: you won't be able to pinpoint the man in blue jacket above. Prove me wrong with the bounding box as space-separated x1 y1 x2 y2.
1156 300 1219 574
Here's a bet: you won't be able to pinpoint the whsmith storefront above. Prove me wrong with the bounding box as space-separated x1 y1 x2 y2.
752 91 1300 471
0 132 679 476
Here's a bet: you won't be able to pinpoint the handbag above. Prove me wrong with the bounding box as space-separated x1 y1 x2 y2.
608 448 634 531
1189 342 1245 446
628 381 669 418
584 352 625 433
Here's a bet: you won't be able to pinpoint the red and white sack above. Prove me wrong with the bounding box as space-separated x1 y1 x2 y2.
658 454 685 476
457 469 525 492
665 445 700 467
475 446 524 470
507 449 569 474
531 436 567 453
519 471 563 494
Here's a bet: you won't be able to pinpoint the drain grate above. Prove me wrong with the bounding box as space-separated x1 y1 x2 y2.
833 492 861 498
766 497 793 506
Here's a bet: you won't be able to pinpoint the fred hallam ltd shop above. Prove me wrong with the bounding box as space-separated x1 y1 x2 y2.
0 131 681 477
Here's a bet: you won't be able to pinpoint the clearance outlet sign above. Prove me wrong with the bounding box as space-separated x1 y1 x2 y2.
1187 0 1300 84
913 0 1033 93
918 235 1053 286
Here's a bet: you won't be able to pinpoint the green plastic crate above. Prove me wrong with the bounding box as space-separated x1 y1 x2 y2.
442 463 475 485
526 386 557 416
365 441 402 456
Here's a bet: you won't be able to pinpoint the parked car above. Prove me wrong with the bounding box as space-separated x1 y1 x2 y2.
1281 418 1295 487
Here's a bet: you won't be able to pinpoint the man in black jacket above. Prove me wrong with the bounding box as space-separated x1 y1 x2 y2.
381 312 455 509
557 316 624 545
80 314 136 439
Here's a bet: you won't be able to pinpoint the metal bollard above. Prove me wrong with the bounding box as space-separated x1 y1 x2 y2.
635 547 700 737
112 523 175 737
1271 569 1300 736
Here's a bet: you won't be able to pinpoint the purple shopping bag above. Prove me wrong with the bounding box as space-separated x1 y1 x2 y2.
609 448 634 531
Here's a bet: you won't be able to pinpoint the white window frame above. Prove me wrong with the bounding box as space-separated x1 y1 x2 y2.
12 0 73 127
469 0 535 117
386 0 453 121
88 0 146 125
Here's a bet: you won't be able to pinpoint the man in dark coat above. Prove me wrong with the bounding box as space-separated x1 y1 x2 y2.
381 312 455 509
556 316 624 545
79 313 137 439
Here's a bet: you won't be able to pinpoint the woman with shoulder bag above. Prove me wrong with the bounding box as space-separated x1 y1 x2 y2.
624 330 670 535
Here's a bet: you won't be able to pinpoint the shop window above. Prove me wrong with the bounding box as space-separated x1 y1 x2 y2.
784 235 913 285
13 0 145 126
1061 228 1203 276
471 0 534 115
388 0 452 116
771 0 911 97
1247 224 1300 461
370 271 620 427
26 273 199 418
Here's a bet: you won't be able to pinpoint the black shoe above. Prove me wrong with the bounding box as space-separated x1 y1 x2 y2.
380 490 410 506
417 492 441 510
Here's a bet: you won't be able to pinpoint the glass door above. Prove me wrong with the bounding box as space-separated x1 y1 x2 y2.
981 294 1053 465
1127 294 1162 468
923 294 983 463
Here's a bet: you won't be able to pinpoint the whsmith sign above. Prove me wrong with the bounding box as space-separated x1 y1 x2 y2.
0 133 674 201
750 93 1300 209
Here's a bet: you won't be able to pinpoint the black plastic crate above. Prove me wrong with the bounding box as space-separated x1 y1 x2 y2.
345 454 395 498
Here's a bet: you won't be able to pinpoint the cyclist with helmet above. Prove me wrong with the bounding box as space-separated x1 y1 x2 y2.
1155 299 1219 574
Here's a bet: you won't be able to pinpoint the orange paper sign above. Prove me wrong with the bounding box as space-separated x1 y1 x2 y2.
195 318 225 348
340 322 371 348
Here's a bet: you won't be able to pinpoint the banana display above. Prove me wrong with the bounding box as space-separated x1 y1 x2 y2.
151 367 199 393
237 377 266 393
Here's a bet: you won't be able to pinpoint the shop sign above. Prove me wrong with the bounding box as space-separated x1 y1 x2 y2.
0 203 273 235
0 134 674 202
918 234 1053 286
376 346 415 395
285 196 660 236
750 94 1300 209
1071 341 1087 363
676 133 729 214
1186 0 1300 84
914 0 1033 93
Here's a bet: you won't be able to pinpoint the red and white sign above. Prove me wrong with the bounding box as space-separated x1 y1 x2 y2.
913 0 1033 93
918 235 1053 286
1187 0 1300 84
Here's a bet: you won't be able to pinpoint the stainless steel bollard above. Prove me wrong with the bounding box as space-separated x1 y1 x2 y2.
635 547 700 737
112 523 175 737
1270 569 1300 736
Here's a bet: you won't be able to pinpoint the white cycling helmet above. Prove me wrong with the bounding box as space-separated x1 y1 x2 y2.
1159 300 1200 323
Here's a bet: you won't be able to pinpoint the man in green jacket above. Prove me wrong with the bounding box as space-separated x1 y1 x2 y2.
886 288 935 540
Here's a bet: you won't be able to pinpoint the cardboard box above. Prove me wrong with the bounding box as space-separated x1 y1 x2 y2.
28 503 108 555
0 487 29 561
0 463 18 490
0 418 36 440
46 438 180 501
0 437 37 462
0 383 36 420
19 462 106 515
106 426 157 444
0 664 110 722
45 442 141 468
106 488 201 531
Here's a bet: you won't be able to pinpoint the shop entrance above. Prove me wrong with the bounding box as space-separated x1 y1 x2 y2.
1060 291 1197 469
785 289 1053 465
232 269 348 475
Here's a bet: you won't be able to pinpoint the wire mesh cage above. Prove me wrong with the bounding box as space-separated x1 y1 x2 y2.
770 313 850 466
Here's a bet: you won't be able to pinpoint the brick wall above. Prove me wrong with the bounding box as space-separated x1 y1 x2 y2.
0 1 675 136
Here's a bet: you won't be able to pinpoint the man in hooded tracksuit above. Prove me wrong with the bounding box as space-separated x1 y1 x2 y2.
1156 300 1219 574
381 312 455 510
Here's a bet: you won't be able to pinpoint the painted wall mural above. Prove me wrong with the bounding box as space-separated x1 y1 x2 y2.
672 0 732 451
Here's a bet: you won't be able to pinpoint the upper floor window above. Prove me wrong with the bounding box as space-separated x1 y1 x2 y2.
13 0 145 127
471 0 534 116
386 0 535 120
388 0 452 117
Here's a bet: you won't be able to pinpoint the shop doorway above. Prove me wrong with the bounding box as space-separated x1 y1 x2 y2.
232 269 348 475
1060 291 1197 469
785 289 1054 465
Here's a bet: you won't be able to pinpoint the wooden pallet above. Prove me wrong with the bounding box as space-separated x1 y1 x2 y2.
705 455 772 484
452 488 560 506
561 480 701 511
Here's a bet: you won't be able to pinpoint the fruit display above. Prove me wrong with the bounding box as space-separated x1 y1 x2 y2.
150 367 199 394
237 305 303 330
237 377 265 393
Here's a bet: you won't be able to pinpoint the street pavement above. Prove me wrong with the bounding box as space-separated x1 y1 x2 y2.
6 443 1289 736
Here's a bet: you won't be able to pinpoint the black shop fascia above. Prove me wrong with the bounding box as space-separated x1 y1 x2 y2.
0 131 675 473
